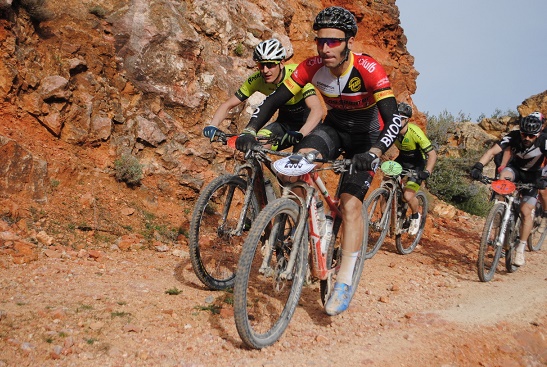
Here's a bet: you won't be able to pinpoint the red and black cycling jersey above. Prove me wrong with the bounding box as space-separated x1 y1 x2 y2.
246 52 400 154
498 130 547 171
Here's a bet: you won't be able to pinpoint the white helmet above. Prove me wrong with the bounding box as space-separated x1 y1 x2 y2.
253 39 286 62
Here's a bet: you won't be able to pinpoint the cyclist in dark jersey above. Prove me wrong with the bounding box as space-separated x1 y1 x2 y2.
470 113 547 267
395 102 437 235
235 7 401 316
203 38 323 151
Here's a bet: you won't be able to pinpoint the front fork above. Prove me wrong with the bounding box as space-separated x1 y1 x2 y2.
495 200 513 247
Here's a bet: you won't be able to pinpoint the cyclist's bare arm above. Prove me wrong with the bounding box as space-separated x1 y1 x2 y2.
478 143 503 166
425 149 437 174
209 95 244 127
299 93 324 137
500 147 512 169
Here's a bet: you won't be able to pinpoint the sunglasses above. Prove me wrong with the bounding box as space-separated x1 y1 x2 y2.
257 61 280 69
314 37 347 48
521 132 539 139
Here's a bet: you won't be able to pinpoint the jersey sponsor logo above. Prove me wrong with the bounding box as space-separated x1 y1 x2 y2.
374 90 394 101
306 58 321 67
348 77 361 92
285 78 298 91
248 73 262 84
375 77 390 88
358 58 376 73
379 115 403 148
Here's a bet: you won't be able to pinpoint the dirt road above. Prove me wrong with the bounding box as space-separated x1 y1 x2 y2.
1 214 546 366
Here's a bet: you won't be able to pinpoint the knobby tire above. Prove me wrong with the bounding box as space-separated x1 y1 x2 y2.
396 191 428 255
362 187 391 259
188 175 259 290
233 198 308 349
477 203 505 282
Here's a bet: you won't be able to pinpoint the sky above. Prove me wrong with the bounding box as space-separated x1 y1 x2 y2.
396 0 547 121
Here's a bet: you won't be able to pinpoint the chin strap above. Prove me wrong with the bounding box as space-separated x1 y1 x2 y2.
335 47 350 68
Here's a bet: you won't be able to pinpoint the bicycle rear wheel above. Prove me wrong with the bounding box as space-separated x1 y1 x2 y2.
395 191 427 255
320 215 367 306
362 188 391 259
233 198 308 349
477 203 505 282
528 200 546 251
189 175 259 290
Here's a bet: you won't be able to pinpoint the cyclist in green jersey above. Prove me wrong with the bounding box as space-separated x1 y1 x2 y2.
203 39 323 150
395 102 437 235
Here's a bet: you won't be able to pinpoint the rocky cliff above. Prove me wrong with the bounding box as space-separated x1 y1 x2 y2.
0 0 545 256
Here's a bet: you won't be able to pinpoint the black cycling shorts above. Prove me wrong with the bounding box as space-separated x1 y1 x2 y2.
294 122 377 201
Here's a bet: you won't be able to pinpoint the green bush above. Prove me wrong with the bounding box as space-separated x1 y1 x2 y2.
427 154 492 217
426 109 470 149
114 154 143 186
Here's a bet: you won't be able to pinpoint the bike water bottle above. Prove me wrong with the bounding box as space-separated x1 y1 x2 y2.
321 215 333 254
264 178 276 202
315 198 326 237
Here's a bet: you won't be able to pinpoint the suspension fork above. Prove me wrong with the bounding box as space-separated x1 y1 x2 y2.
230 160 259 234
496 198 513 247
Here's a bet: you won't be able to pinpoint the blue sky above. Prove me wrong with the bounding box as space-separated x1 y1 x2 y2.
397 0 547 121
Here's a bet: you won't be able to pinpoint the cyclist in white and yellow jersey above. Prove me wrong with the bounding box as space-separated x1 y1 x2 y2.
203 38 323 151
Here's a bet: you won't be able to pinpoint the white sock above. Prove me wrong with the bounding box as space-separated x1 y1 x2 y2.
336 249 359 286
516 240 526 253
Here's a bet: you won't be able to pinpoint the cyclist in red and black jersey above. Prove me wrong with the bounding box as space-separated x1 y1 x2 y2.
470 113 547 267
235 6 401 316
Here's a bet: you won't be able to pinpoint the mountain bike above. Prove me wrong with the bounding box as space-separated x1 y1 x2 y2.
188 131 280 290
233 152 368 349
362 160 428 259
477 177 543 282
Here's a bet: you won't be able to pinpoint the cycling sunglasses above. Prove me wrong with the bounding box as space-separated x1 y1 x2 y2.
257 61 280 69
521 132 539 139
314 37 348 48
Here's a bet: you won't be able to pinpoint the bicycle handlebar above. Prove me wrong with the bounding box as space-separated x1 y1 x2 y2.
479 176 538 190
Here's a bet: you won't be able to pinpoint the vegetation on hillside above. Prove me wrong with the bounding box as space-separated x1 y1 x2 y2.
425 109 517 217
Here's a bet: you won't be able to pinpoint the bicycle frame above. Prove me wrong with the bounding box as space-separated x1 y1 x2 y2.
213 134 280 237
379 168 416 236
276 164 345 281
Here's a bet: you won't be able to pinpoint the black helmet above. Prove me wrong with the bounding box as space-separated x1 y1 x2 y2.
313 6 358 37
253 39 286 62
397 102 413 118
519 114 543 135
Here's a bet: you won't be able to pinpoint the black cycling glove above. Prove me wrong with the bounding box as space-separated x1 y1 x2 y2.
235 129 257 152
470 162 484 180
417 170 430 180
281 131 303 146
351 152 380 172
536 177 547 189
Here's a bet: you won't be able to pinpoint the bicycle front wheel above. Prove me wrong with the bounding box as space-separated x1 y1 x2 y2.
188 175 259 290
528 200 546 251
395 191 427 255
362 188 391 259
233 198 308 349
477 203 505 282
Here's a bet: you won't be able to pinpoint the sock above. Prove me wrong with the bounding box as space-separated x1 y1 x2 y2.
516 240 526 253
336 249 358 286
